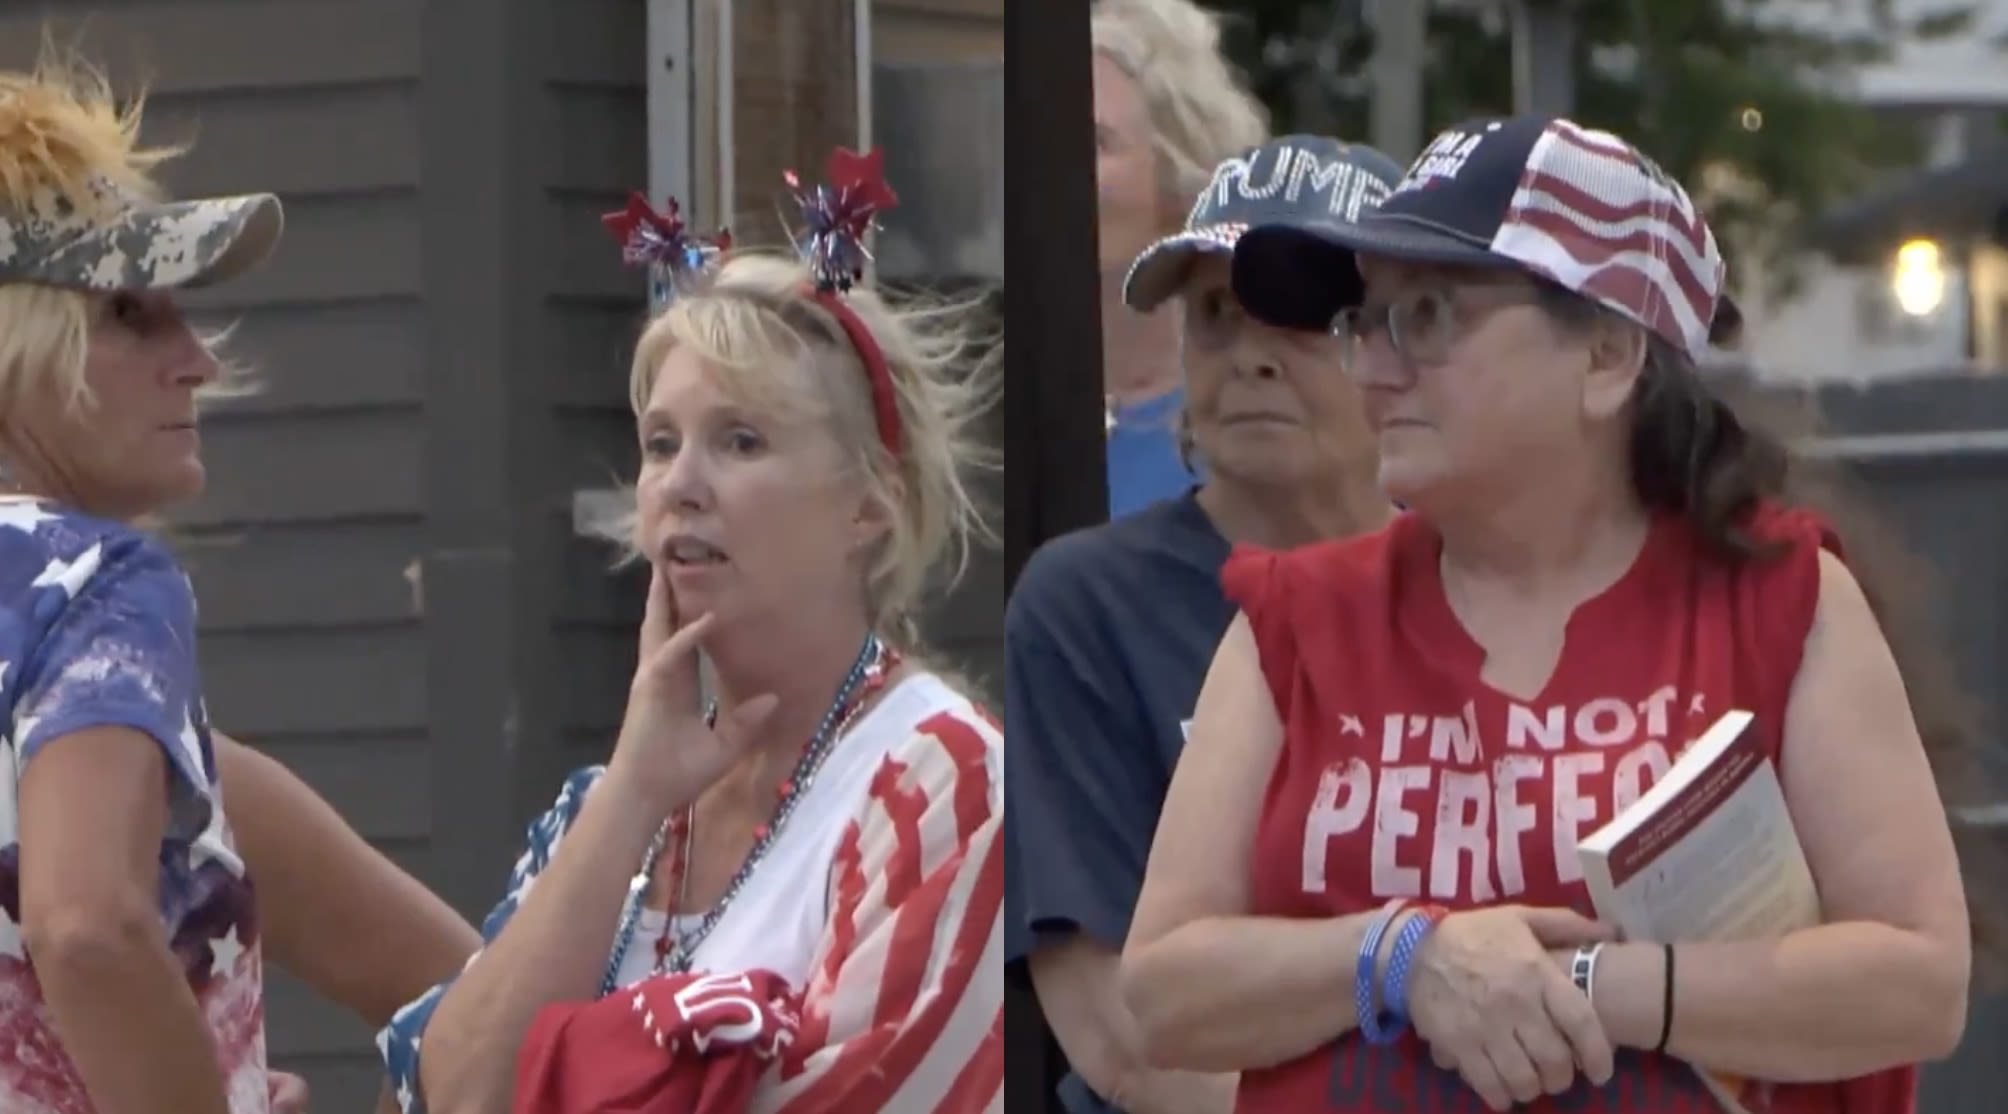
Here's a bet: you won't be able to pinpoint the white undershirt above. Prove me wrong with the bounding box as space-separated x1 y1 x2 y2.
607 672 958 991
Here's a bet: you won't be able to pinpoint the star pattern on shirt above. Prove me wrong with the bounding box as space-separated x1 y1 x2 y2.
209 924 245 979
176 714 209 787
0 509 270 1112
187 719 244 877
29 541 102 599
0 500 57 536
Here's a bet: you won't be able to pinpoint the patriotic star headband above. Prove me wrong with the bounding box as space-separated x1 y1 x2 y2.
602 148 902 455
601 193 731 314
786 145 902 455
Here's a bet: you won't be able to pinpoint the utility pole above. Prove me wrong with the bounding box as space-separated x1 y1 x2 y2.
1366 0 1427 163
1510 0 1577 115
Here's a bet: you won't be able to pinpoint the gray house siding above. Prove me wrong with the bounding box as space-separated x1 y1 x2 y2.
1 1 998 1110
541 0 659 792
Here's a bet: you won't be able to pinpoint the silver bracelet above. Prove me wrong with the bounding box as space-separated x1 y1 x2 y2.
1570 942 1606 1002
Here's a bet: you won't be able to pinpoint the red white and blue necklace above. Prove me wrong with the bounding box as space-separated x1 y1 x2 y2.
596 634 900 997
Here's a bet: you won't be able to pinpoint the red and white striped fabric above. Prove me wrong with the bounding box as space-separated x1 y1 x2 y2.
512 707 1003 1114
513 969 802 1114
1490 118 1726 360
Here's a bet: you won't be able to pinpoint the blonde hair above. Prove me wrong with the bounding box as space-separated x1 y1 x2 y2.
615 251 997 646
0 45 250 421
1092 0 1269 222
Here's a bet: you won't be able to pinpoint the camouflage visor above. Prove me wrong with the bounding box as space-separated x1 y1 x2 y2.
0 175 283 293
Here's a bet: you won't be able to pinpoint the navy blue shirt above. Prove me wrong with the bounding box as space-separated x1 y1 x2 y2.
1106 386 1201 519
1005 492 1235 1114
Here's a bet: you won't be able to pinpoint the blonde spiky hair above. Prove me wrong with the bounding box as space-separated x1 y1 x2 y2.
0 41 181 219
0 43 253 422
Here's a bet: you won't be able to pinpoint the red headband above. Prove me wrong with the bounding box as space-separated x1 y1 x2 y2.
604 148 904 455
810 288 901 454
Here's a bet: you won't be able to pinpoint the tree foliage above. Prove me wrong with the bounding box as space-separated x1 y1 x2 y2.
1212 0 1976 292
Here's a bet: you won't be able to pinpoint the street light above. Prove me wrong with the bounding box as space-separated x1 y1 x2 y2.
1890 238 1946 318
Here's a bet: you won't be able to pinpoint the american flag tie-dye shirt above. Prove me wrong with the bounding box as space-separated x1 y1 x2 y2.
0 499 268 1114
378 681 1003 1114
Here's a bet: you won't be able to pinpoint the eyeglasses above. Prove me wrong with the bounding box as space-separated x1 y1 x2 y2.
1330 283 1542 370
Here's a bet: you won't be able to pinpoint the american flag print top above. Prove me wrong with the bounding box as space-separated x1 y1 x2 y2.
0 498 267 1114
380 673 1003 1114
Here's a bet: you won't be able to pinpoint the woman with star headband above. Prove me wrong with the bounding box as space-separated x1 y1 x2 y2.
375 147 1003 1114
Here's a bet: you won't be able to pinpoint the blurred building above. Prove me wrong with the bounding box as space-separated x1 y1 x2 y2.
1745 0 2008 381
0 0 1000 1108
1724 12 2008 1111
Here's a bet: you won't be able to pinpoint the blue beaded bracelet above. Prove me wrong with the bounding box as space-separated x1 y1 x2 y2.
1354 900 1409 1044
1383 904 1449 1022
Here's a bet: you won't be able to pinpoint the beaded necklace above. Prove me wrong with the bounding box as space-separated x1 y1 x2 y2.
596 634 899 997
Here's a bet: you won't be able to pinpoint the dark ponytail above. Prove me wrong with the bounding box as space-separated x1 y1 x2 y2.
1540 285 2008 980
1536 283 1791 558
1625 336 1790 559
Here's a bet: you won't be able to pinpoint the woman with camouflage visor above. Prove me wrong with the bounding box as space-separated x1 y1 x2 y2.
0 53 476 1114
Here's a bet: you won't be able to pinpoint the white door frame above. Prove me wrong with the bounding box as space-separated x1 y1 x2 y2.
647 0 874 229
645 0 695 216
854 0 873 153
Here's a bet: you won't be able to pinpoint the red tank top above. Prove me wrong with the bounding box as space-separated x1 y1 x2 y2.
1219 505 1914 1114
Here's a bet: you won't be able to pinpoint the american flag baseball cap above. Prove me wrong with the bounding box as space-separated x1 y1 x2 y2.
1232 115 1740 359
1122 134 1404 315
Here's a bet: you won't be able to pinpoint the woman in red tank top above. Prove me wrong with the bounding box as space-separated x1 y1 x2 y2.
1119 115 1977 1114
